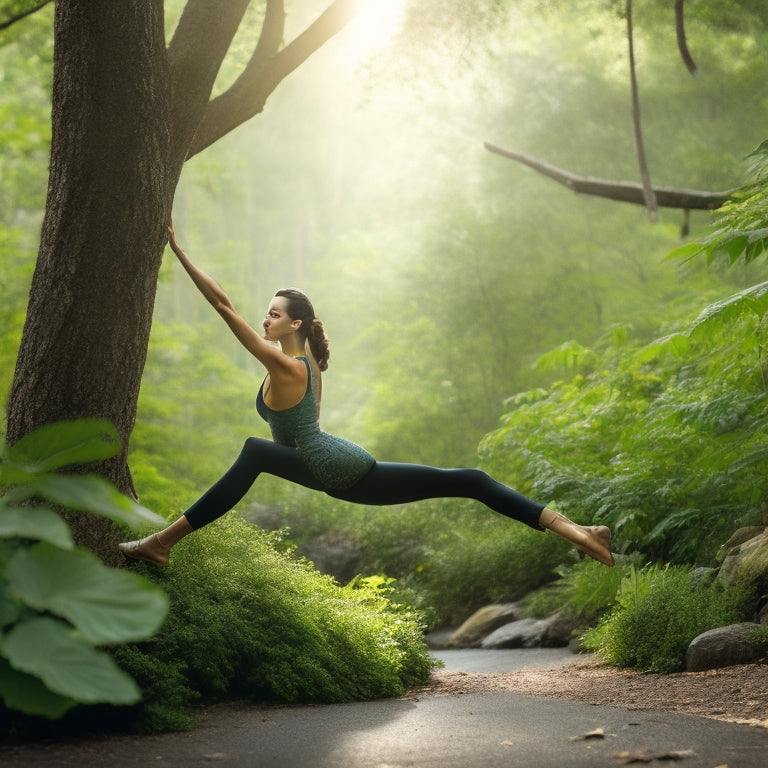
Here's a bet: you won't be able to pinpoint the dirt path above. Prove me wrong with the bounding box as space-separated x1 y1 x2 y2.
417 659 768 729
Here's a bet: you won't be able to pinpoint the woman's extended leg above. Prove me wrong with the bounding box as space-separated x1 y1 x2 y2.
119 438 324 565
328 462 614 566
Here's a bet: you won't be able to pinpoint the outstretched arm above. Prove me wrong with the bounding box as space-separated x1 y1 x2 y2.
167 224 234 313
166 225 289 372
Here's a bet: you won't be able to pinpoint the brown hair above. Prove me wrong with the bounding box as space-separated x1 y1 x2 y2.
275 288 330 371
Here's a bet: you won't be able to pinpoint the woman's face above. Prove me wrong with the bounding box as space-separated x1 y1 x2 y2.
262 296 299 342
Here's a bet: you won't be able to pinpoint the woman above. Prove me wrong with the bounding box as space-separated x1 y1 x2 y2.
119 227 614 567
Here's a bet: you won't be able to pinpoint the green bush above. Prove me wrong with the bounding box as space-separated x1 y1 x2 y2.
110 515 434 731
479 284 768 565
523 557 629 623
582 564 748 672
271 495 568 628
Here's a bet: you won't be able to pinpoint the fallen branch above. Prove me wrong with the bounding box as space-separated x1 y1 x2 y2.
483 143 733 211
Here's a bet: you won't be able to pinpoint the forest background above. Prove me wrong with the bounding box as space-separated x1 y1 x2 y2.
2 0 768 732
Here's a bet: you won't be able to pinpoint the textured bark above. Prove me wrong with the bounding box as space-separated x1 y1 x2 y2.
6 0 176 562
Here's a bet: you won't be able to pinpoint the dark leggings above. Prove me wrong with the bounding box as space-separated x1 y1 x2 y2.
184 437 544 531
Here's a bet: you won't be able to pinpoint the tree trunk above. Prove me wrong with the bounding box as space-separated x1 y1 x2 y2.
5 1 360 565
6 0 180 564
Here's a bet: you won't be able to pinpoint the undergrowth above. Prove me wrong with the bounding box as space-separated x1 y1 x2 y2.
582 564 751 672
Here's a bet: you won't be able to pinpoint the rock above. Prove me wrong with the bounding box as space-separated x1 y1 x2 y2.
758 602 768 625
423 627 456 650
716 526 765 563
717 529 768 588
446 603 521 648
685 623 765 672
689 567 716 584
539 611 585 648
481 616 558 649
296 532 363 584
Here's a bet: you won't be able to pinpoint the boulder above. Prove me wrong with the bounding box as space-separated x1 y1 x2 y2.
481 616 558 649
446 603 521 648
716 526 765 563
717 528 768 588
538 611 586 648
297 532 363 584
685 623 765 672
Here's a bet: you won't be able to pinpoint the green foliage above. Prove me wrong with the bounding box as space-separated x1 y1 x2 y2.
671 138 768 268
582 564 748 672
523 558 628 624
0 420 169 721
479 280 768 565
110 516 433 731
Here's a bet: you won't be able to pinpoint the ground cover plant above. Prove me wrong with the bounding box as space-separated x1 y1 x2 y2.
581 564 750 672
109 516 433 732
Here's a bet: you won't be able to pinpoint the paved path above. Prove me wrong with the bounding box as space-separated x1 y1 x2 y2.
5 650 768 768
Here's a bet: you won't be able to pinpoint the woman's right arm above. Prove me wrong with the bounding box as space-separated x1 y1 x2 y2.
167 226 287 369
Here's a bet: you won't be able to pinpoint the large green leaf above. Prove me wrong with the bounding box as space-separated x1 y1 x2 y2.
0 657 76 719
27 473 164 528
1 617 141 705
689 280 768 339
0 593 20 628
0 505 74 549
6 543 169 644
3 419 121 473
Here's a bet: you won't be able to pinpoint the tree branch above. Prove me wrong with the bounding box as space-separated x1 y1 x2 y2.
0 0 52 31
627 0 657 222
187 0 363 158
675 0 697 75
483 143 734 211
167 0 251 161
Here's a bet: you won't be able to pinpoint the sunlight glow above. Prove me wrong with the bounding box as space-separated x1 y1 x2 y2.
340 0 405 63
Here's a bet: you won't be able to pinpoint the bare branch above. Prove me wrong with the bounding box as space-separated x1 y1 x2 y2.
167 0 251 160
252 0 285 65
187 0 363 158
483 143 734 211
627 0 657 222
675 0 697 75
0 0 51 31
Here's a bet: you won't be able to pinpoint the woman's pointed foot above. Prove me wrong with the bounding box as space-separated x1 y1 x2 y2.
118 534 170 566
538 509 615 567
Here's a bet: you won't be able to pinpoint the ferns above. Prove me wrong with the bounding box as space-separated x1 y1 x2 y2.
480 284 768 564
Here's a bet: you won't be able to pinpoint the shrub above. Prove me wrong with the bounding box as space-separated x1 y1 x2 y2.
110 516 434 731
582 564 748 672
523 557 629 623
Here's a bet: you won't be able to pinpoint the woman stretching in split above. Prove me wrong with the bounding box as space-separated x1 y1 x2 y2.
119 226 614 568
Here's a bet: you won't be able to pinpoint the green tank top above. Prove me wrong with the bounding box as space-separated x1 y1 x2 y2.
256 356 375 490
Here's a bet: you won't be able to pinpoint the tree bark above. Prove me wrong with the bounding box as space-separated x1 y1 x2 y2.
6 0 176 562
484 143 734 211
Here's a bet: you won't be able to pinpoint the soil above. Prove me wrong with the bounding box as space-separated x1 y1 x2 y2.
412 659 768 729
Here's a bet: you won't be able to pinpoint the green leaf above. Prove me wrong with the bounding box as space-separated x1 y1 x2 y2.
690 280 768 339
0 657 76 719
0 594 20 628
1 617 141 705
533 340 598 372
27 473 165 528
634 333 690 363
3 419 120 473
665 242 704 262
0 462 34 486
0 505 74 549
6 543 169 644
